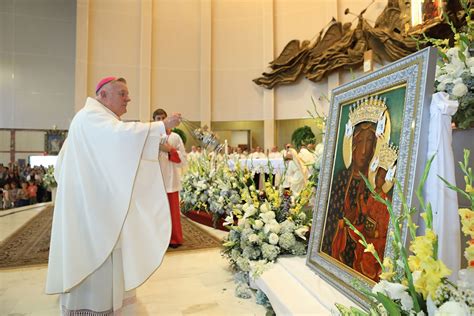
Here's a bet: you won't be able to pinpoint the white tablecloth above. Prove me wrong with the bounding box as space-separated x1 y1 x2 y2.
227 158 285 174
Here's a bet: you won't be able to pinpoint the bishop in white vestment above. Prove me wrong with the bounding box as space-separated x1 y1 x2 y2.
46 77 180 315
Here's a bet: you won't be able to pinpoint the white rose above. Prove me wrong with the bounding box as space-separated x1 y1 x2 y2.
466 56 474 67
399 294 413 312
436 301 470 316
444 62 465 78
263 220 280 235
269 221 281 234
269 233 279 245
437 81 447 92
248 233 260 244
452 82 468 97
260 211 275 223
260 202 270 213
218 196 224 203
253 219 264 230
470 66 474 76
243 205 257 219
372 280 387 295
446 47 459 58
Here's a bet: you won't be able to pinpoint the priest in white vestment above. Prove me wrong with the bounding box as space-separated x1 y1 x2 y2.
281 148 308 196
268 146 283 159
249 146 266 159
46 77 181 315
298 144 316 179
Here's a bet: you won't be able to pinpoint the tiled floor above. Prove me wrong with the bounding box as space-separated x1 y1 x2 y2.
0 206 266 316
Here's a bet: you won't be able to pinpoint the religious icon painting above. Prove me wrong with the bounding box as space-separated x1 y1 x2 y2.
45 130 67 155
306 47 438 309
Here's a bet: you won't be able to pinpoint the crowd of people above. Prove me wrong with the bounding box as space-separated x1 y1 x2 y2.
0 163 51 210
187 143 319 166
186 142 321 196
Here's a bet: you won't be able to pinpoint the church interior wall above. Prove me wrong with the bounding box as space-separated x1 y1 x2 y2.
0 0 390 163
275 118 324 150
211 120 264 150
15 131 44 152
0 131 9 162
211 0 264 122
87 0 143 120
0 0 76 130
151 0 202 122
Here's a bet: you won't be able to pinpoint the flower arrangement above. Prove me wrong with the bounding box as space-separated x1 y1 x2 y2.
42 166 57 188
336 152 474 315
222 179 313 301
420 0 473 128
180 153 249 224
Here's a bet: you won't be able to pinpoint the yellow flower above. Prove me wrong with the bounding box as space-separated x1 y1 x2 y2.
459 208 474 238
464 184 473 193
409 231 436 258
380 257 395 281
424 260 451 299
413 257 451 299
408 255 421 272
364 243 376 255
465 241 474 262
425 229 437 242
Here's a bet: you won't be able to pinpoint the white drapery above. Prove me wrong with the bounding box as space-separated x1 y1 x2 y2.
425 91 460 280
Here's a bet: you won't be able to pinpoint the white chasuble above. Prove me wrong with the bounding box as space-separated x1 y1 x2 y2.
46 97 171 297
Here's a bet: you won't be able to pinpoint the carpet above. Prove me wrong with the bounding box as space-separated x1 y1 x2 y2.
167 216 222 252
183 210 230 232
0 208 222 269
0 206 53 269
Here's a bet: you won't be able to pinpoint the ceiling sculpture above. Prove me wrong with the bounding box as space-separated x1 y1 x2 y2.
252 1 433 89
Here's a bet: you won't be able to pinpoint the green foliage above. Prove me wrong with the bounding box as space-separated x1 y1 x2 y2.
454 95 474 129
291 125 315 149
172 127 187 145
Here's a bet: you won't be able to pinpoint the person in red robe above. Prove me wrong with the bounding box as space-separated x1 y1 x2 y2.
154 108 188 248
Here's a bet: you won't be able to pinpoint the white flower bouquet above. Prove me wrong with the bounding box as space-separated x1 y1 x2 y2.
425 0 474 128
180 153 250 225
222 179 313 302
42 166 57 189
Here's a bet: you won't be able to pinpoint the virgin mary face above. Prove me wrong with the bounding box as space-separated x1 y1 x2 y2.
352 124 376 170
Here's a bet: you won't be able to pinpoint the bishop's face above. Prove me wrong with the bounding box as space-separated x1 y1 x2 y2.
105 81 130 117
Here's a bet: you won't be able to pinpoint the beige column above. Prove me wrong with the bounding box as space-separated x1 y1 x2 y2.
138 0 153 122
74 0 90 113
327 0 341 100
200 0 212 128
262 0 275 151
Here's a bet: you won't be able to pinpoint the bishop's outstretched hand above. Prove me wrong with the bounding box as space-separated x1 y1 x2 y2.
163 113 181 130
